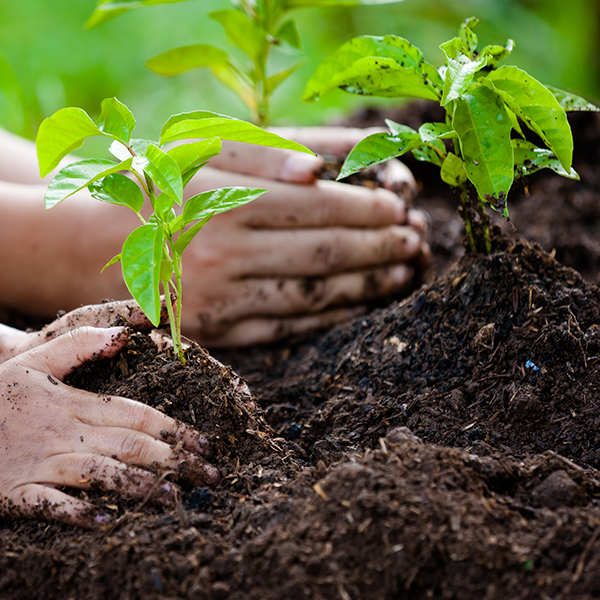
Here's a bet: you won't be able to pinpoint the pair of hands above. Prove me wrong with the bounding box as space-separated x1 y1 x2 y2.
0 302 218 528
0 126 429 527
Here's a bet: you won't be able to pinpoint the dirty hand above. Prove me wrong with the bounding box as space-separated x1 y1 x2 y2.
178 126 430 346
0 325 217 528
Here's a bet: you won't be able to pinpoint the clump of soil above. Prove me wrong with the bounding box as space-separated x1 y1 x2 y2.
2 103 600 599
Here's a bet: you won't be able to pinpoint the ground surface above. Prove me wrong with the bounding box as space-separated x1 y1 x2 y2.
2 105 600 599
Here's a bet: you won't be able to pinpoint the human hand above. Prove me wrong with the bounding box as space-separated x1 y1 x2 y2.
178 125 428 346
0 326 218 528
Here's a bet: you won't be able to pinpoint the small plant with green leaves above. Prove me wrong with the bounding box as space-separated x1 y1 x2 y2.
36 97 312 362
304 17 600 254
87 0 402 126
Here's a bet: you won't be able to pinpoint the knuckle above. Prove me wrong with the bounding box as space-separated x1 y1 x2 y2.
119 432 151 463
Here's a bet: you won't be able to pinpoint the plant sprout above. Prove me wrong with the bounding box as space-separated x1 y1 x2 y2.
87 0 402 126
304 17 600 254
36 97 312 362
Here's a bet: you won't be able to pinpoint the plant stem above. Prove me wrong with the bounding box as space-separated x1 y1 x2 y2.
163 281 184 363
476 194 492 255
459 183 477 254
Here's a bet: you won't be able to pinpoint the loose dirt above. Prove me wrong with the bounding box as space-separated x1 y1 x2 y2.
2 104 600 599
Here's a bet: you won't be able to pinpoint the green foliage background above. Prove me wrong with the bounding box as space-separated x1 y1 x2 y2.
0 0 598 142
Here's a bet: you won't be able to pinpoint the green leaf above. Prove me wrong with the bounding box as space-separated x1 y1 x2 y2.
385 120 419 137
121 224 164 326
512 140 579 180
418 122 455 143
144 143 183 205
210 63 256 110
412 140 445 166
89 172 145 213
440 40 487 106
159 111 314 155
108 138 152 162
338 131 420 179
101 252 122 274
86 0 188 28
210 10 268 63
485 66 573 171
36 108 102 178
266 59 308 96
303 35 443 102
167 138 222 174
182 187 268 226
96 98 136 144
146 45 231 76
453 85 514 213
480 40 514 69
172 214 214 255
459 17 479 57
182 163 207 188
174 187 267 254
546 86 600 112
275 20 302 48
44 158 133 209
440 152 467 187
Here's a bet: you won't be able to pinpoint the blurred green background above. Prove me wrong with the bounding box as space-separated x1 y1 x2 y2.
0 0 598 142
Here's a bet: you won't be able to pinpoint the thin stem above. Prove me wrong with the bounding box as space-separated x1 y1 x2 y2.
476 194 492 255
163 282 184 363
459 183 477 254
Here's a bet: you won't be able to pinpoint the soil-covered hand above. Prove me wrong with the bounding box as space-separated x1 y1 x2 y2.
177 125 429 346
0 325 218 528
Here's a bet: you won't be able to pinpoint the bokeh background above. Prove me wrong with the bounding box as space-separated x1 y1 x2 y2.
1 0 598 144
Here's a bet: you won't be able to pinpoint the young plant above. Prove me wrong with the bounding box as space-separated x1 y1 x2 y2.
87 0 402 126
304 17 600 254
36 97 312 362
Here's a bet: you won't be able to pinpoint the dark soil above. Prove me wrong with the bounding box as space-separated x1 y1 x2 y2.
2 103 600 599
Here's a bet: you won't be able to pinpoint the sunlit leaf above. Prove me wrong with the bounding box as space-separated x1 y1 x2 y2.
144 143 183 205
546 86 600 112
167 138 222 174
338 130 421 179
303 35 443 102
440 39 487 106
159 111 313 155
480 40 514 69
96 98 136 144
485 66 573 171
210 10 268 63
453 85 514 213
440 152 467 186
44 158 133 209
86 0 188 28
513 139 579 180
458 17 479 57
37 108 102 178
121 224 164 326
146 45 230 76
89 172 145 213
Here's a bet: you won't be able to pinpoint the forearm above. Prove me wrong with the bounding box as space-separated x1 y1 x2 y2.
0 182 136 317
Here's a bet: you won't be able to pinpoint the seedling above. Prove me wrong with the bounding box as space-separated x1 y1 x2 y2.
87 0 402 126
304 17 600 254
36 97 312 361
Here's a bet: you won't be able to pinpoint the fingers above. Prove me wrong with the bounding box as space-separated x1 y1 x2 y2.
70 391 210 455
19 326 128 380
4 484 108 529
195 306 367 347
193 169 410 229
197 264 415 324
268 126 387 156
242 225 422 277
209 140 323 183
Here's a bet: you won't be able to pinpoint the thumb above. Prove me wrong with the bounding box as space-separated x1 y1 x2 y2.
18 326 128 380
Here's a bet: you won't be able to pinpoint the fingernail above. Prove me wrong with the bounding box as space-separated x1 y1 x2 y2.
283 153 323 182
390 265 410 285
156 482 177 505
404 231 421 255
94 512 113 526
